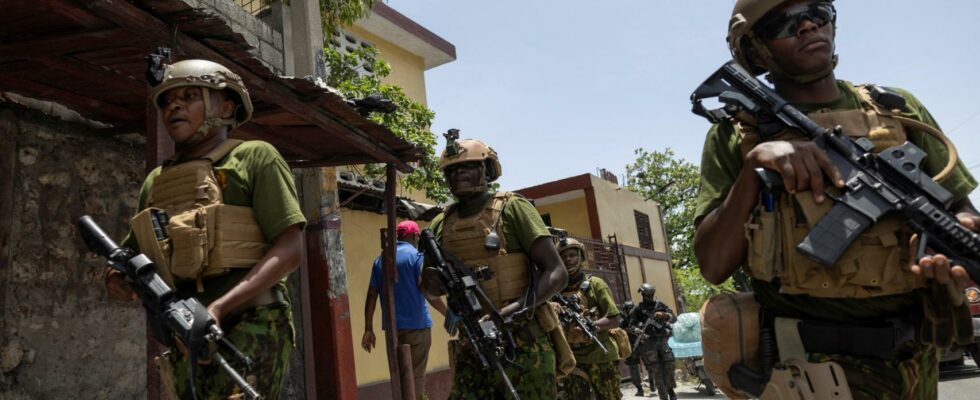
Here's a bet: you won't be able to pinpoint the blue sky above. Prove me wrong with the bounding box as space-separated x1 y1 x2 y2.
388 0 980 203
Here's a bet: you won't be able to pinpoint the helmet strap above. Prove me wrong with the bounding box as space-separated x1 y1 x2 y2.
176 87 237 150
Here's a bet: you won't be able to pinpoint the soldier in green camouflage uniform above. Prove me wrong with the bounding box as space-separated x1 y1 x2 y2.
105 60 305 399
421 134 569 400
694 1 979 398
555 238 622 400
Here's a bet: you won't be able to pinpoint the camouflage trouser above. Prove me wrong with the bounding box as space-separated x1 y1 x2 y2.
448 331 556 400
810 341 938 400
558 361 622 400
638 337 675 400
164 303 294 400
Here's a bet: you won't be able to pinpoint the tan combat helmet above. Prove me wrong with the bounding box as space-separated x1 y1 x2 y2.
148 59 253 144
558 237 587 275
438 129 503 194
728 0 837 83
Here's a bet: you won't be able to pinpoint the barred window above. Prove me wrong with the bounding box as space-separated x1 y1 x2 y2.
634 210 654 251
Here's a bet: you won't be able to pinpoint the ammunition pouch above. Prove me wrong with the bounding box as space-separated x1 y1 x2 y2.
133 204 268 288
474 254 531 309
608 327 632 360
536 302 576 378
700 292 761 399
738 82 930 299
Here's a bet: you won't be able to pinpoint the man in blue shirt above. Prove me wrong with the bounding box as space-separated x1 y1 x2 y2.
362 220 446 400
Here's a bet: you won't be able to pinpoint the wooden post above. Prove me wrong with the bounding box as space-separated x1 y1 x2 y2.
301 166 358 400
381 163 404 399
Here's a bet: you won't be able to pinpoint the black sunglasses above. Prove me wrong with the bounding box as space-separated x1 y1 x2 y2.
754 2 836 41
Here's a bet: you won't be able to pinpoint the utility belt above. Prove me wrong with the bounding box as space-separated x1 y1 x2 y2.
794 316 916 359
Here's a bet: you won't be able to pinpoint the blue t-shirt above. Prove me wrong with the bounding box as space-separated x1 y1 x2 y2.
369 241 433 330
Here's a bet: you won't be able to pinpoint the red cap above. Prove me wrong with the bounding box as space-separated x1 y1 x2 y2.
396 220 420 238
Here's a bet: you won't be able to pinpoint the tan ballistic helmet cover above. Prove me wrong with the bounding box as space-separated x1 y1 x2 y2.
148 59 254 127
438 139 503 182
558 237 587 259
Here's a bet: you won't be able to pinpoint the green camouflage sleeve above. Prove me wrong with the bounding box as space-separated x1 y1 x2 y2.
590 277 620 319
694 122 745 222
501 195 552 253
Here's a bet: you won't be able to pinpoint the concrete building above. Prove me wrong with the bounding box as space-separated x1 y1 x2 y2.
516 173 680 311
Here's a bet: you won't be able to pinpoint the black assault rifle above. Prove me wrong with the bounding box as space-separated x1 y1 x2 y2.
691 61 980 283
77 216 261 400
419 229 521 400
629 313 668 359
552 293 608 354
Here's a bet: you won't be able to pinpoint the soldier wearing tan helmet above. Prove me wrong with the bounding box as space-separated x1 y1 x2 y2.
694 0 979 398
421 130 570 399
554 237 624 400
105 59 305 399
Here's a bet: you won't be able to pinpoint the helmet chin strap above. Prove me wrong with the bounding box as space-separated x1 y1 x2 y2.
175 87 238 150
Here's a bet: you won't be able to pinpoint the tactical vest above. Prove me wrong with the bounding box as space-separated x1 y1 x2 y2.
739 84 927 298
437 192 577 376
438 192 531 309
131 139 269 290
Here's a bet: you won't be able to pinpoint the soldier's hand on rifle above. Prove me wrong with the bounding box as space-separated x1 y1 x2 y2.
104 268 138 301
745 140 846 204
909 212 979 291
654 311 669 320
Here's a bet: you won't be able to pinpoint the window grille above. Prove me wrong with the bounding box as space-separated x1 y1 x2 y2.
634 210 654 251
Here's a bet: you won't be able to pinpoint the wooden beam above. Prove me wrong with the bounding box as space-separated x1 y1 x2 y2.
35 55 146 97
47 0 108 29
75 0 414 172
0 76 137 122
0 29 132 58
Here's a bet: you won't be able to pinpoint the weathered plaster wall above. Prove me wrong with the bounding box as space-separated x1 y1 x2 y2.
0 105 146 399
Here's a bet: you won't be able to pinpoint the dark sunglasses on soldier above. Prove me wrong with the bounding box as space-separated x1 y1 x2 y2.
754 2 836 41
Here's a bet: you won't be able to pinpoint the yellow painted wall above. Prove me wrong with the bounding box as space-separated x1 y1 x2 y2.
625 255 678 312
342 209 452 386
347 26 428 105
589 176 667 253
533 196 592 238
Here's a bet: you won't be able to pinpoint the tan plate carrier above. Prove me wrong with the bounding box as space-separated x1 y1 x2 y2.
132 139 268 290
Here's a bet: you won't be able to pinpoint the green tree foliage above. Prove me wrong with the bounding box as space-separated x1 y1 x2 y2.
324 45 449 203
625 148 737 311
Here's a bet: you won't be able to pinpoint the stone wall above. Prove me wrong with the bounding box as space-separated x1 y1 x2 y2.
0 104 310 398
0 104 146 399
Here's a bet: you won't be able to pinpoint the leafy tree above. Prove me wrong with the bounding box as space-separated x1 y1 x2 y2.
624 148 738 312
324 45 449 203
